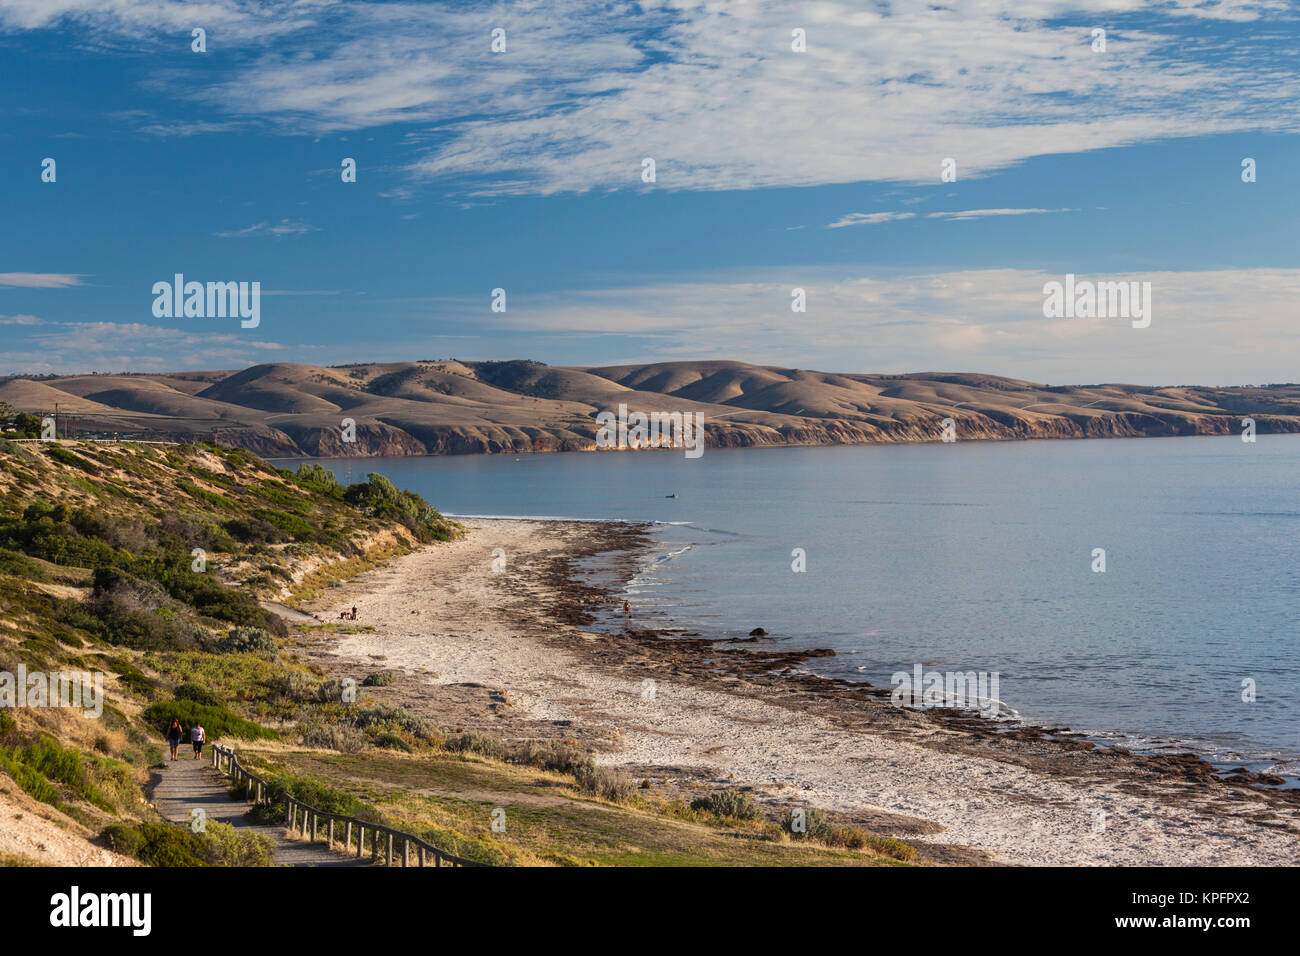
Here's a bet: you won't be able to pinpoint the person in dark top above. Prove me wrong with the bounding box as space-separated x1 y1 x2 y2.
166 718 184 761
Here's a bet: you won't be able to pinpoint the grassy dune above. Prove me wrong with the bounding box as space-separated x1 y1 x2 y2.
0 437 913 866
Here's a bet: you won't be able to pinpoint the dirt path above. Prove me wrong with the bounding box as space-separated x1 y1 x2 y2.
151 755 371 867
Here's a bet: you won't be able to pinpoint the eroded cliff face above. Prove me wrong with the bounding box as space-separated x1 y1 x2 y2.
192 412 1300 459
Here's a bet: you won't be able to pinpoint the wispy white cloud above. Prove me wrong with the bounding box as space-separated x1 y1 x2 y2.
5 321 290 375
0 273 85 288
215 219 317 239
927 208 1075 221
827 212 916 229
413 267 1300 386
0 314 44 325
5 1 1297 196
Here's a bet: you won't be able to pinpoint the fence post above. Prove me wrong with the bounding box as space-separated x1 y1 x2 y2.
328 818 334 847
357 826 364 858
310 811 317 843
418 844 425 868
386 832 393 866
403 838 409 868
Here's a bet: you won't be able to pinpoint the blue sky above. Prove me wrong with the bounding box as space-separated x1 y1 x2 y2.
2 0 1299 385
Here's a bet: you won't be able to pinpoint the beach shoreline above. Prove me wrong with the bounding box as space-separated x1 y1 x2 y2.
294 517 1300 866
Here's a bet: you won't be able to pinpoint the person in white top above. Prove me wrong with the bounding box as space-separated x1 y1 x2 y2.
191 722 206 760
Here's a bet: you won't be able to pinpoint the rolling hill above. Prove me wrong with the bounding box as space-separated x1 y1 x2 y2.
3 359 1298 457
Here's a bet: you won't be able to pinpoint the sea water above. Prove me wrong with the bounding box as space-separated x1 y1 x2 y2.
289 434 1300 778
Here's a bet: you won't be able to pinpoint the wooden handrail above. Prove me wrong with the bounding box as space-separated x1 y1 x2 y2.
211 744 489 868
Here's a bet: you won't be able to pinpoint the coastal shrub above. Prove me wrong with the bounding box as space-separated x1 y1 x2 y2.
313 678 348 703
509 739 590 776
106 657 155 695
46 445 99 474
55 591 186 652
370 731 412 752
200 821 276 867
343 473 457 543
350 704 437 745
361 671 394 687
101 822 209 867
249 772 384 826
251 508 315 540
573 764 636 803
444 732 507 761
0 547 50 581
215 626 277 655
293 463 344 499
690 789 762 821
174 682 223 707
176 480 224 507
221 516 281 544
103 819 273 867
299 722 366 753
143 699 278 742
782 807 835 841
0 736 133 813
858 834 917 862
0 750 61 806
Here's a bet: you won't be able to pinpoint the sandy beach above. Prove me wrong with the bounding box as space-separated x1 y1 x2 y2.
299 518 1300 867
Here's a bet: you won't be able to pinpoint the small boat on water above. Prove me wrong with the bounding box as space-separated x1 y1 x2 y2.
665 493 677 498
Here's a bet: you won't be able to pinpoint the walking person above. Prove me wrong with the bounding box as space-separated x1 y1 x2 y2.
191 721 206 760
165 717 183 762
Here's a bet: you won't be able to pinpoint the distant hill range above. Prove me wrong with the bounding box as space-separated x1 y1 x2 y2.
3 360 1298 457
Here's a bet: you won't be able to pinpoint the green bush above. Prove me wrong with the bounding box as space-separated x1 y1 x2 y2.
251 508 314 539
0 751 61 806
101 823 210 866
782 807 835 840
174 682 223 707
350 704 434 741
46 445 98 474
294 463 344 499
201 821 276 866
573 764 636 803
143 699 278 742
299 722 366 753
361 671 394 687
343 474 456 543
444 732 507 761
0 547 50 581
690 789 762 821
252 772 383 825
215 626 277 654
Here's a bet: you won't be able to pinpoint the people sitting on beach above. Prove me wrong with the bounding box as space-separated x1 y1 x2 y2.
339 606 358 620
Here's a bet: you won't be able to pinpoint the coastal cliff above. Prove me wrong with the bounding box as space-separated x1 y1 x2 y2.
3 359 1297 458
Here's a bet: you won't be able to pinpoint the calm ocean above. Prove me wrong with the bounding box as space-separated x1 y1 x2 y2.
289 434 1300 778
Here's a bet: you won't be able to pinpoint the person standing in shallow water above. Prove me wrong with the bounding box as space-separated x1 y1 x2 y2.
166 718 183 761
